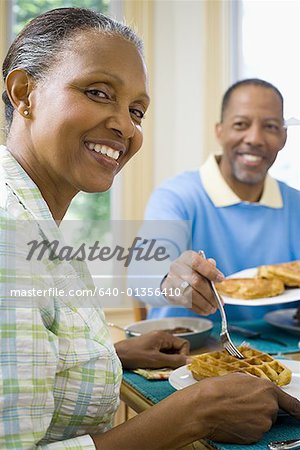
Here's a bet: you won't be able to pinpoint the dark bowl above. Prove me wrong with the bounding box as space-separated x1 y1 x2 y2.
125 317 213 350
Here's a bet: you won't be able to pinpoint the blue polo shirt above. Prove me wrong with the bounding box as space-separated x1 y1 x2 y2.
140 155 300 321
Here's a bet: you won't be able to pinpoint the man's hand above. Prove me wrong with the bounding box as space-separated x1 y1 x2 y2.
114 331 190 369
161 250 224 315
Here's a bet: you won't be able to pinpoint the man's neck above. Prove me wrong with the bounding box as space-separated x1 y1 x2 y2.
228 182 264 202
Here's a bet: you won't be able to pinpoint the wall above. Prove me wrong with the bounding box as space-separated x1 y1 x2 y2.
152 0 206 186
150 0 232 189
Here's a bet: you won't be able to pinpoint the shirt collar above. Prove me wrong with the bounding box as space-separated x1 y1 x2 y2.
199 153 283 208
0 145 55 221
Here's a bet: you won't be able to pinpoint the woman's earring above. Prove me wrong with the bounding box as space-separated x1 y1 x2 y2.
23 109 29 116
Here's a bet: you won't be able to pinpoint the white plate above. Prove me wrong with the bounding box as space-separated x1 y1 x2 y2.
222 267 300 306
169 360 300 401
264 308 300 336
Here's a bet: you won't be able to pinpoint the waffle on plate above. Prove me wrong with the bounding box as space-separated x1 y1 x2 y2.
188 346 292 387
215 277 284 299
257 261 300 287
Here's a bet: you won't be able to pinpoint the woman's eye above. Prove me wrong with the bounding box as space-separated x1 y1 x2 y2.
130 108 145 121
86 89 109 100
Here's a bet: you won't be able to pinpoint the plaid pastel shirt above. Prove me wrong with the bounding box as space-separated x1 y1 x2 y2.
0 145 122 449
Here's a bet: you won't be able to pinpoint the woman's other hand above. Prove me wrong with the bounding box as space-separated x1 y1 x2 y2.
114 331 190 369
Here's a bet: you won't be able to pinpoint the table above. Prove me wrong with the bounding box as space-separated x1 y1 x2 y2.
120 329 300 450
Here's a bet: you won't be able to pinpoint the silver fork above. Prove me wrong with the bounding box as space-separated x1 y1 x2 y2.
199 250 244 359
268 439 300 450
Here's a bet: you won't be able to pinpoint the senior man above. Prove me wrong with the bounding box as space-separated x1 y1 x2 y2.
131 78 300 321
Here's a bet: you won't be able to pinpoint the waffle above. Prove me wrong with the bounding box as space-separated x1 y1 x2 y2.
257 261 300 287
215 277 284 299
188 346 292 387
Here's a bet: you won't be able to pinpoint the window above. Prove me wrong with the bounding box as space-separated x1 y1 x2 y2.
12 0 109 34
234 0 300 188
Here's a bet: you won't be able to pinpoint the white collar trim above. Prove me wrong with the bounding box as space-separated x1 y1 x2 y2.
199 154 283 208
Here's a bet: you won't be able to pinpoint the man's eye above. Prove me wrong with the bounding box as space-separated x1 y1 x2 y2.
130 108 145 121
265 123 279 131
233 122 247 129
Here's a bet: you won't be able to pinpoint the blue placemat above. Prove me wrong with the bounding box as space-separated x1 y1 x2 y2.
209 415 300 450
123 370 176 404
211 319 300 354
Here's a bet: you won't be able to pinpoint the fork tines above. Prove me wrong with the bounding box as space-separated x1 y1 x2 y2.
221 333 245 359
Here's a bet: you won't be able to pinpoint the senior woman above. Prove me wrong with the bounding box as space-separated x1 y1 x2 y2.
1 7 300 450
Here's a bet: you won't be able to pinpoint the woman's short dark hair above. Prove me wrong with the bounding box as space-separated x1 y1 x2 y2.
220 78 284 121
2 7 143 130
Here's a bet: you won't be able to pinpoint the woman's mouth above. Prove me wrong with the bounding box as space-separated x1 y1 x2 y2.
86 142 121 160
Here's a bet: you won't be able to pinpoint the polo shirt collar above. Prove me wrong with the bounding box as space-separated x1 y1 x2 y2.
200 154 283 208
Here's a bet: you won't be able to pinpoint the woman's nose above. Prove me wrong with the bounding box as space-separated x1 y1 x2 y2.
105 107 135 139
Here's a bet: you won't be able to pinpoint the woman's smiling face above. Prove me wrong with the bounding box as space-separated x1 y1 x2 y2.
27 31 149 197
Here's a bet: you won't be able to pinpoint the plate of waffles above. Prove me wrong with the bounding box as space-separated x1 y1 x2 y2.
216 266 300 306
168 347 300 401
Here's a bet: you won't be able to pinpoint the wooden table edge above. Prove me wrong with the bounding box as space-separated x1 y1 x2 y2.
120 380 215 449
120 379 154 413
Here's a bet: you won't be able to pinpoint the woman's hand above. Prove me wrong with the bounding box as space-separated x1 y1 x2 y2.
161 250 225 315
92 372 300 449
186 374 281 443
187 372 300 444
114 330 190 369
159 372 300 446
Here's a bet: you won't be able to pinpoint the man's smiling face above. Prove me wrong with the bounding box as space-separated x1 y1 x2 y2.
216 84 287 187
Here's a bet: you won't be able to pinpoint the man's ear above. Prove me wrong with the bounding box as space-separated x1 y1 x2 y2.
215 122 223 143
5 69 34 117
279 126 288 151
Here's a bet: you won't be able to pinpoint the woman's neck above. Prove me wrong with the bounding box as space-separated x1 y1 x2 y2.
7 136 75 221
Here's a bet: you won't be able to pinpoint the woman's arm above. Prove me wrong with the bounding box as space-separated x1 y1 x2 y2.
0 216 101 449
91 373 300 450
